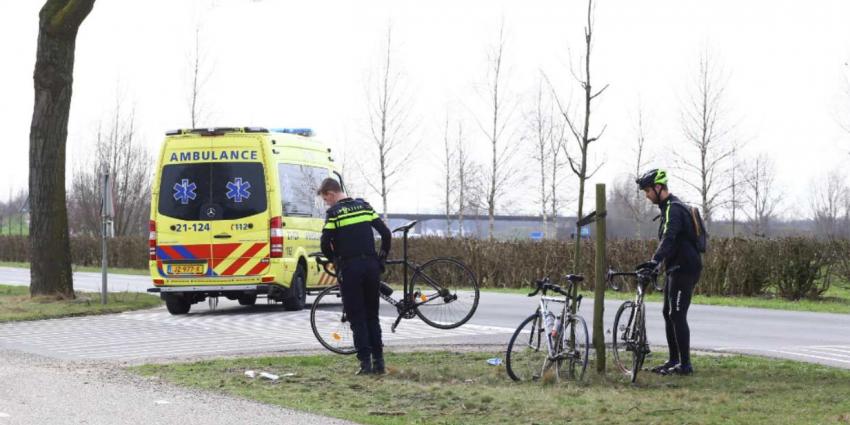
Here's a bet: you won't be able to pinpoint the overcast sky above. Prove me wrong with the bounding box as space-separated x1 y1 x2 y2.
1 0 849 218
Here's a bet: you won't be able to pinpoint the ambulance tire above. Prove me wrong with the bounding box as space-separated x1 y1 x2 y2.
164 294 191 315
238 294 257 306
283 264 307 311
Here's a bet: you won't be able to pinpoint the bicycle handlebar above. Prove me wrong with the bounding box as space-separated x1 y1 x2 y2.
308 252 337 277
527 278 570 298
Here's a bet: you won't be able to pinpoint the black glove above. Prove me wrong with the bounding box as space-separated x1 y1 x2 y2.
378 250 388 274
636 260 659 273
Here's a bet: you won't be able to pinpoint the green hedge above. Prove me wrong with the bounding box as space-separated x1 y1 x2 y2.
0 235 845 300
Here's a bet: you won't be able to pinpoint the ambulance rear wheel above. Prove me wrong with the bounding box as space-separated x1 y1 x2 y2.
283 264 307 311
164 294 191 315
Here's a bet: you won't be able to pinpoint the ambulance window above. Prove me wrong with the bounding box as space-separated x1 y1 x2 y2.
212 163 267 220
158 162 267 221
158 164 212 221
278 164 329 218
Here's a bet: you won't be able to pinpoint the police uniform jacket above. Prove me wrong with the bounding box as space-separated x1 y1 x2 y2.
320 198 391 263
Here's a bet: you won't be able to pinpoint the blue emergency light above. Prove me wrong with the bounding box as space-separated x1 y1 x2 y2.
270 128 314 137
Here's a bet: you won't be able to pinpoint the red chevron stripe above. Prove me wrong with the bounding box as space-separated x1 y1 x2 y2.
159 245 182 259
211 243 242 268
246 260 269 276
184 244 211 259
221 243 267 276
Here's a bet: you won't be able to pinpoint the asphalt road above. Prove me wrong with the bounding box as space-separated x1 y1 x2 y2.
1 266 848 369
2 267 849 425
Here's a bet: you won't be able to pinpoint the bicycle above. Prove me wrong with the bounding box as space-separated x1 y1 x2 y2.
607 267 665 383
505 275 589 382
309 220 480 355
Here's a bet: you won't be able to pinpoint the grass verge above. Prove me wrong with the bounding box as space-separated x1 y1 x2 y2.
0 261 148 276
0 284 161 323
482 282 850 315
133 351 850 425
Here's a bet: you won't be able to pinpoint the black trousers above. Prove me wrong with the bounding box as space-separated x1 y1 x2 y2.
339 257 383 362
662 271 700 366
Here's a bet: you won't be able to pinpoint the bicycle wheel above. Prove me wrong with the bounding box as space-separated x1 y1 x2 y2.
506 313 551 382
310 285 356 355
557 314 589 382
612 301 637 376
630 307 647 383
412 258 480 329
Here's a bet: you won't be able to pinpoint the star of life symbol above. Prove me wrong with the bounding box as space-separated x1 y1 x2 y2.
226 178 251 203
172 179 197 205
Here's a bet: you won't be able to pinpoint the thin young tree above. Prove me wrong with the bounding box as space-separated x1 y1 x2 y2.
741 153 780 237
528 78 555 235
677 49 735 226
440 114 456 236
364 25 416 220
476 21 520 240
614 103 654 238
28 0 96 298
548 0 608 270
187 24 214 128
455 122 476 237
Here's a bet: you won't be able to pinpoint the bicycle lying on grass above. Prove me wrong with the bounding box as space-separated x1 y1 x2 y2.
606 266 665 383
309 220 480 355
505 275 590 382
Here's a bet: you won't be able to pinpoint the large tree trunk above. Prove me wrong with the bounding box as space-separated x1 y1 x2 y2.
29 0 96 298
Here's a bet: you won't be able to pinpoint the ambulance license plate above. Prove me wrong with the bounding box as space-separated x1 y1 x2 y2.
167 264 206 275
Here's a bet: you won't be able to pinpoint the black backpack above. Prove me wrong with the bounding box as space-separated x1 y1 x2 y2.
670 201 708 253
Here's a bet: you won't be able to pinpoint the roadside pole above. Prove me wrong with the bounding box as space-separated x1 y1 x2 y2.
593 183 607 373
101 171 114 305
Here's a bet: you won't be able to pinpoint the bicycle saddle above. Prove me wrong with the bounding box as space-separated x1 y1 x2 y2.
392 220 418 233
564 274 584 282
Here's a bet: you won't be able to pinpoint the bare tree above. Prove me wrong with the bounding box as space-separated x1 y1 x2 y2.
476 22 519 240
677 49 735 226
811 168 849 239
612 103 654 238
528 79 555 235
741 153 780 237
69 96 152 237
548 0 608 269
187 24 214 128
364 25 416 220
455 122 478 237
440 114 456 235
29 0 96 298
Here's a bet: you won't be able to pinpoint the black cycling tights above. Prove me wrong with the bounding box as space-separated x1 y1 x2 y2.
661 272 700 366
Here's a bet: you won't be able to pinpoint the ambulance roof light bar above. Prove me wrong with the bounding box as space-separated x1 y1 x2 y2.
164 127 313 137
270 128 313 137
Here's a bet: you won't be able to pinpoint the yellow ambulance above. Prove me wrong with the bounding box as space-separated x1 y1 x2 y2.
147 127 340 315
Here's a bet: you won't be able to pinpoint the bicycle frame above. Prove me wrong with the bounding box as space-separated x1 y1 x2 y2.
534 279 580 360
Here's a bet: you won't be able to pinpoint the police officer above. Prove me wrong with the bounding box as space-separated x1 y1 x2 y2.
318 178 392 375
636 169 703 376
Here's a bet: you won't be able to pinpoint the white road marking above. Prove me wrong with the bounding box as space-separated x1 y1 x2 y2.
771 350 850 365
0 309 514 361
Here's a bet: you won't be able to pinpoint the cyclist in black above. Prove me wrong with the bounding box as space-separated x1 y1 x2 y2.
636 169 702 376
319 178 392 375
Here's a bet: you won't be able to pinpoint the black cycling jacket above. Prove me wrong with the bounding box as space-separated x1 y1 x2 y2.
652 194 703 274
320 198 391 262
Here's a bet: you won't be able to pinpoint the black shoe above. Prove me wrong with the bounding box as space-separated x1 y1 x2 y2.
372 357 386 375
356 359 373 375
660 364 693 376
650 361 678 374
